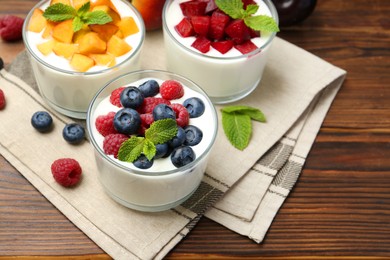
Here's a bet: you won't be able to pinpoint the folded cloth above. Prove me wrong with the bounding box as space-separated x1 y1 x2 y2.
0 30 346 259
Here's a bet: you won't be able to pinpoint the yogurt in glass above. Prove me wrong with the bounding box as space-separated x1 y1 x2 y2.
87 70 218 212
163 0 278 104
23 0 145 119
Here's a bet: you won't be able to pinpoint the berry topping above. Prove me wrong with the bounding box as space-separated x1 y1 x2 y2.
103 133 128 158
153 103 176 121
160 80 185 100
183 97 205 118
51 158 82 187
120 86 144 109
155 143 169 159
95 111 117 137
62 123 85 144
31 111 53 132
225 19 251 44
184 125 203 146
211 40 234 54
113 108 141 135
168 126 186 148
133 154 153 169
191 36 211 53
209 10 230 40
171 146 196 168
171 103 189 128
191 16 210 37
109 87 125 107
0 15 24 42
138 97 171 114
138 79 160 97
234 40 258 54
139 113 154 135
0 89 6 110
179 1 207 17
175 18 195 38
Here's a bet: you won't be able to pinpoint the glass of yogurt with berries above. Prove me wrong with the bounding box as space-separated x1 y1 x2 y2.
23 0 145 119
163 0 279 104
87 70 218 212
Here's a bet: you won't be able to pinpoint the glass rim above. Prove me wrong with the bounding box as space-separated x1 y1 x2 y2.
86 69 219 177
162 0 279 61
22 0 145 76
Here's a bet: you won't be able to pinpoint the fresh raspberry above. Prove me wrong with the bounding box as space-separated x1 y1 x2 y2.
160 80 184 100
103 133 128 158
138 97 171 114
139 113 154 135
51 158 82 187
95 111 117 137
0 89 6 110
0 15 24 42
171 103 189 127
109 87 125 107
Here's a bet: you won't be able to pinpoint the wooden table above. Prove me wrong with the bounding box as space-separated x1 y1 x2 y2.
1 0 389 258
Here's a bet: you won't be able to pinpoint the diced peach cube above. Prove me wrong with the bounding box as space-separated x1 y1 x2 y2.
42 21 57 39
70 54 95 72
73 27 91 44
107 35 132 57
89 53 116 67
72 0 89 9
37 40 55 56
89 23 119 41
90 0 119 14
115 29 124 39
53 42 78 59
28 9 47 33
50 0 71 5
92 5 121 24
117 17 139 37
52 19 74 43
78 32 107 55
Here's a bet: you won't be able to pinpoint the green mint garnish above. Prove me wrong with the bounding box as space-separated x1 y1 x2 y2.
221 105 266 150
117 119 178 163
215 0 279 32
43 2 112 32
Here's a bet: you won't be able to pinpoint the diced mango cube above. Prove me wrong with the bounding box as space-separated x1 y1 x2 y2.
53 42 78 59
50 0 71 5
37 40 55 56
90 0 119 14
73 27 91 44
107 35 132 57
72 0 89 10
78 32 107 55
28 9 47 33
92 5 121 24
89 53 116 67
52 19 74 43
89 23 119 41
115 29 124 39
117 17 139 37
42 21 57 39
70 54 95 72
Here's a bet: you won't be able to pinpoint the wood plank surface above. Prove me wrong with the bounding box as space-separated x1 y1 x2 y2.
1 0 389 258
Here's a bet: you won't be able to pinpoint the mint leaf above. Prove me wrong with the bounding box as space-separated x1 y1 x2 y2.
244 15 280 32
222 111 252 150
145 119 178 144
215 0 245 19
117 137 145 163
143 139 156 161
221 105 266 122
77 2 90 17
245 4 259 16
72 16 83 32
84 10 113 25
43 3 76 22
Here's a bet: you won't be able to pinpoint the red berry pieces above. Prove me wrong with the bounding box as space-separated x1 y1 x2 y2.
0 89 6 110
191 16 210 37
139 113 154 135
109 86 125 107
209 10 230 40
160 80 185 100
191 36 211 53
211 40 234 54
138 97 171 114
171 103 189 128
95 111 117 137
103 133 129 158
0 15 24 42
179 1 207 17
175 18 195 37
225 19 251 44
51 158 82 187
235 40 258 54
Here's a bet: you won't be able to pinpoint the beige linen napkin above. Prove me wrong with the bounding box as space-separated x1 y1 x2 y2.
0 30 346 259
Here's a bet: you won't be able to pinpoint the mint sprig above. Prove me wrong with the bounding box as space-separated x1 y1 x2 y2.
117 119 178 163
215 0 279 32
221 105 266 150
43 2 112 32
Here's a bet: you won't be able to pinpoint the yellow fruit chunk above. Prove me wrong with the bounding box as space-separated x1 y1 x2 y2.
115 29 124 39
92 5 121 24
73 27 91 44
90 0 119 14
50 0 71 5
89 53 116 67
107 35 132 57
52 20 74 43
72 0 89 9
37 40 55 56
28 9 47 33
117 17 139 37
89 24 119 41
42 21 57 39
78 32 107 55
70 54 95 72
53 42 78 59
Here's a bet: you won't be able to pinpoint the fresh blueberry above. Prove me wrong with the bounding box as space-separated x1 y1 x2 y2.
184 125 203 146
133 154 153 169
153 104 176 121
62 123 85 144
168 127 185 148
31 111 53 132
113 108 141 135
171 146 196 168
155 143 169 159
138 79 160 97
120 86 144 109
183 97 205 118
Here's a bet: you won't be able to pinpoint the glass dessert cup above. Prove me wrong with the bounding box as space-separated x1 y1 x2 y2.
22 0 145 119
86 70 218 212
162 0 279 104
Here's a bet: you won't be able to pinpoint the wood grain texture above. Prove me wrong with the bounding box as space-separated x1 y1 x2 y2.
1 0 389 258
